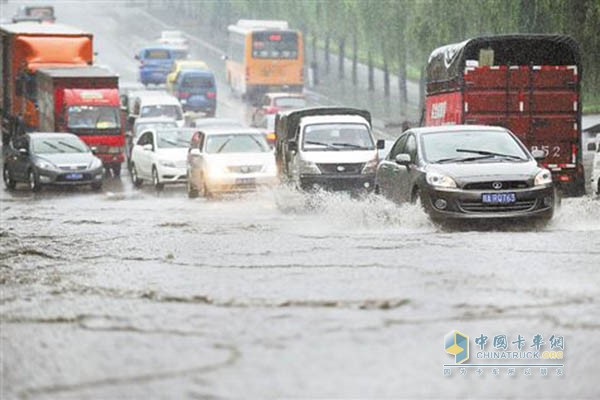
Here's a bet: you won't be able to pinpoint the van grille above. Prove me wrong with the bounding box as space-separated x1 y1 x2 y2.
317 163 364 174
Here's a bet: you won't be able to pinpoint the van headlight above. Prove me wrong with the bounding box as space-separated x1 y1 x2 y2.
298 160 321 175
362 157 378 174
534 169 552 186
426 172 457 188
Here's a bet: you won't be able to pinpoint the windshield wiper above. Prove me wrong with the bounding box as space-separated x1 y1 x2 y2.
305 141 339 150
456 149 526 161
216 138 232 153
42 141 64 153
332 142 371 150
58 140 84 152
434 156 489 164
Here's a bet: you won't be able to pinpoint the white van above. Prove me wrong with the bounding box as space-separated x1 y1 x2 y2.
131 93 185 128
276 108 384 192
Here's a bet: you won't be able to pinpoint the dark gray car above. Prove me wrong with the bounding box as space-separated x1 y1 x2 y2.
3 133 104 192
375 125 555 221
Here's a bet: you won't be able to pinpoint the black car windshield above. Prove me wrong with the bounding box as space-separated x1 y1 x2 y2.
421 130 529 163
141 105 183 120
302 123 374 151
31 136 89 154
156 129 194 149
68 106 120 130
206 134 270 154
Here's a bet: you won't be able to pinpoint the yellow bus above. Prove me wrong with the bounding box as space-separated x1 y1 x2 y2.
225 20 303 102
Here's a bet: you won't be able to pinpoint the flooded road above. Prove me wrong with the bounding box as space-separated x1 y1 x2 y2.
1 1 600 399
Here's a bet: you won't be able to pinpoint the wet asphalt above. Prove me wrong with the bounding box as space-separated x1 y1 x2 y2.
1 1 600 399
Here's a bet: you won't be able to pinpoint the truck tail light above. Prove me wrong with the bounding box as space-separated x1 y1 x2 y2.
178 92 191 99
206 91 216 99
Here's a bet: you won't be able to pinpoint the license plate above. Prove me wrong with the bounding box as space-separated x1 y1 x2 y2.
65 173 83 180
235 178 255 185
482 192 516 204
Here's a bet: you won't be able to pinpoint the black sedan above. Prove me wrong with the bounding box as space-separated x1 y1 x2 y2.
3 132 104 192
375 125 555 222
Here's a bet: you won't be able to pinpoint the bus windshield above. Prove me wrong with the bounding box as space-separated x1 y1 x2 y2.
252 31 298 59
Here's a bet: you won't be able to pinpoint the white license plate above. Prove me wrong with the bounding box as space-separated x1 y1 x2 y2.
482 192 516 204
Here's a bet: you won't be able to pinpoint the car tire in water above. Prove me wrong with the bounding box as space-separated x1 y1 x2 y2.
152 167 164 191
28 169 42 192
3 165 16 189
130 164 143 188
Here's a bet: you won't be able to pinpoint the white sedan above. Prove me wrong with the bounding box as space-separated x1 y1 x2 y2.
130 127 195 190
187 127 278 198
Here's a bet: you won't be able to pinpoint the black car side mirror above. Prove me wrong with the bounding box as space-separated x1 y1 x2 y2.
395 153 411 166
288 141 298 152
376 139 385 149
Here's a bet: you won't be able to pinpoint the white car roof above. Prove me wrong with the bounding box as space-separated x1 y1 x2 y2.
200 127 266 136
299 114 371 126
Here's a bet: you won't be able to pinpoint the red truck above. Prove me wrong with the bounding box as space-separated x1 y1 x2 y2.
424 35 584 196
36 67 124 176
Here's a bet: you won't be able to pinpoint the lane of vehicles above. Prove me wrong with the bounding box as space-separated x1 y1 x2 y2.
187 126 278 198
424 34 584 196
375 125 555 222
3 132 104 191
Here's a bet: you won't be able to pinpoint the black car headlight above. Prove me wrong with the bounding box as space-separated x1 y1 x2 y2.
534 169 552 186
426 172 457 188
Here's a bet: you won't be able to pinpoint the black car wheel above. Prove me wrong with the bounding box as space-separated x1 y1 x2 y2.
152 167 164 191
28 169 42 192
3 165 16 189
130 164 143 188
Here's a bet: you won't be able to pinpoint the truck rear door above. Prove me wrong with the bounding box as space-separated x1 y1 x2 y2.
462 65 578 168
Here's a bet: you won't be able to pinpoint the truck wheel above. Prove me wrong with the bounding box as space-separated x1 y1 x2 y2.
111 163 122 177
152 167 164 191
130 164 143 188
3 165 16 189
28 169 42 192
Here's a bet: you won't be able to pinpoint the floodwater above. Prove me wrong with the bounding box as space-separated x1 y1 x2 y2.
1 1 600 399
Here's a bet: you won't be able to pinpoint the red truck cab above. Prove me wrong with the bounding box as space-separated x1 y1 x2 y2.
36 67 124 175
424 35 584 196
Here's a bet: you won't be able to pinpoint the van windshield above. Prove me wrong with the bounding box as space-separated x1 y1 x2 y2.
140 105 183 120
144 49 170 60
302 123 374 151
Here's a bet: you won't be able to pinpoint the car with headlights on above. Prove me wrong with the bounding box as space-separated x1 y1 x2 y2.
3 133 104 192
375 125 555 222
130 127 195 190
186 127 278 198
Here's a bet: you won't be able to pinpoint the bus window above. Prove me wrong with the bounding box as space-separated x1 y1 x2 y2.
252 31 298 59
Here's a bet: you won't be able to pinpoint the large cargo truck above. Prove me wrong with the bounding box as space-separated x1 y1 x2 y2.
36 67 124 175
0 23 92 145
424 35 584 196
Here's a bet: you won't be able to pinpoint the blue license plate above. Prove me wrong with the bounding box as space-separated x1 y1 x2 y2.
482 192 516 204
65 173 83 180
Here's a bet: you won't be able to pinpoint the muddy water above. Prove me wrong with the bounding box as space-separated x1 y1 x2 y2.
2 180 599 399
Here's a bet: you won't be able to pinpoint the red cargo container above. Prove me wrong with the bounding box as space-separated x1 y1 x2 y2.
424 35 584 196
